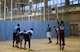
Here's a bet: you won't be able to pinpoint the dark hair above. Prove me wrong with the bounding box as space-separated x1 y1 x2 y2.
17 24 20 26
31 28 33 30
61 20 64 24
23 30 26 32
48 24 50 27
54 26 56 28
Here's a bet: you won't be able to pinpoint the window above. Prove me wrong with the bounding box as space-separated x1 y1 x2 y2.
38 8 42 10
32 2 44 10
61 0 65 3
48 0 53 6
79 0 80 3
54 0 57 4
12 8 18 14
70 0 74 1
41 2 44 7
29 0 32 2
70 1 73 5
69 0 79 5
57 0 61 4
61 3 65 6
57 4 61 7
32 4 36 10
13 8 18 11
48 0 65 7
36 2 44 10
37 2 44 8
73 0 78 4
38 3 42 8
25 6 29 11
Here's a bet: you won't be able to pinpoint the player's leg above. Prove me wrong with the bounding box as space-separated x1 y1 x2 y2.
28 39 30 48
15 35 20 48
13 33 16 47
48 32 52 43
20 35 23 49
56 33 58 44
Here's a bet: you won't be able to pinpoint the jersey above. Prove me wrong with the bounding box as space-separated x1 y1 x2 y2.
47 27 52 32
24 30 33 35
59 24 64 30
13 26 20 35
24 30 33 39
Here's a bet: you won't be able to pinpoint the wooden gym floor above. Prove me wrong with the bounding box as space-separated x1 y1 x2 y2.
0 36 80 52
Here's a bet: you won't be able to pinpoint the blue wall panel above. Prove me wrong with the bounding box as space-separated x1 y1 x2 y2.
64 22 70 37
0 20 70 41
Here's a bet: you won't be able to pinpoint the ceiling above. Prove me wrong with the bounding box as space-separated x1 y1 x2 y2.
1 0 28 9
1 0 45 10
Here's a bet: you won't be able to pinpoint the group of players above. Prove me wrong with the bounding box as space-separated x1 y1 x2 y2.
13 24 33 50
13 19 65 50
46 19 65 50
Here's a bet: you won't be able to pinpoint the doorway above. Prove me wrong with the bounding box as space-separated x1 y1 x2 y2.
70 24 78 36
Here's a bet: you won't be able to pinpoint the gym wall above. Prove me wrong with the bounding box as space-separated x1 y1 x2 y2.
0 20 70 41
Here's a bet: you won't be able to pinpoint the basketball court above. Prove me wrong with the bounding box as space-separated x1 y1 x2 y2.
0 37 80 52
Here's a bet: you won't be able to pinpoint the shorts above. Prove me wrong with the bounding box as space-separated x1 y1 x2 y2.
19 35 23 41
16 34 20 43
23 34 30 41
47 32 51 38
